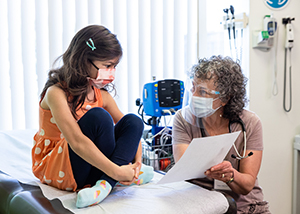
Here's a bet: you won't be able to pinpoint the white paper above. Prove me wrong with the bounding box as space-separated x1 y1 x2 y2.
0 129 40 185
157 131 241 184
38 171 228 214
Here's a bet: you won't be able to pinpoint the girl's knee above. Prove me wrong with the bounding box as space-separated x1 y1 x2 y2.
123 114 144 131
85 107 113 122
78 107 114 130
87 107 107 116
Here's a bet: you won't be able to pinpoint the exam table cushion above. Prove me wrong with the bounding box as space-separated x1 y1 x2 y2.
0 171 72 214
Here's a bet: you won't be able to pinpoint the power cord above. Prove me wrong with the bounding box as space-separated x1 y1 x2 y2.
272 15 279 96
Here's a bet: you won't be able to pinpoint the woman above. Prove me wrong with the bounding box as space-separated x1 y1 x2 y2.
172 55 270 213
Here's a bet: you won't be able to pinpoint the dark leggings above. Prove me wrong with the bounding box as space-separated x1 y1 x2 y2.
68 107 143 189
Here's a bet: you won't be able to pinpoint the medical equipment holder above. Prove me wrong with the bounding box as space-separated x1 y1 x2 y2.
142 133 174 172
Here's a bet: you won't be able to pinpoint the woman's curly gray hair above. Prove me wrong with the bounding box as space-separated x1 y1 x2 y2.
190 55 248 120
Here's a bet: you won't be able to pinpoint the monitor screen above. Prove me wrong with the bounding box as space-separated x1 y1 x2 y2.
158 80 181 107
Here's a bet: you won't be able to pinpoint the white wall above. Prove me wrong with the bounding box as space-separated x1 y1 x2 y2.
249 1 300 213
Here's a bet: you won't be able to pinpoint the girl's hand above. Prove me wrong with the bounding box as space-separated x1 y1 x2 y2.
118 162 141 183
134 160 142 179
204 161 235 183
119 161 142 186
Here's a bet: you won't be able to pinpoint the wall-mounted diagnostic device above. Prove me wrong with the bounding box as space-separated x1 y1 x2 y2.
221 5 249 63
143 79 184 117
252 15 277 51
282 17 295 112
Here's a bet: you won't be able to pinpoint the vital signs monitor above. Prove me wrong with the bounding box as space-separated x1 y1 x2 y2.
142 79 184 117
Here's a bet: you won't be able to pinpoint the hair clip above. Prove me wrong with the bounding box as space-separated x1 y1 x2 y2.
86 38 96 51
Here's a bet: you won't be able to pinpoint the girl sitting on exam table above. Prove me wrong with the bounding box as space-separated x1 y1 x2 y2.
172 56 271 214
32 25 153 208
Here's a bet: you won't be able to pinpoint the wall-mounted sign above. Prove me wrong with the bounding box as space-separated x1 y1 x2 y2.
263 0 290 10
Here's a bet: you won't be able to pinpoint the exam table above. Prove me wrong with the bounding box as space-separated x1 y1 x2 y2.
0 129 237 214
0 171 236 214
0 171 72 214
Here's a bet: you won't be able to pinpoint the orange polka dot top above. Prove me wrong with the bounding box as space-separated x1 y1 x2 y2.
32 88 103 191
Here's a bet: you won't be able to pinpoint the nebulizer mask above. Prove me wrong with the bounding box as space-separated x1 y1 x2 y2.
181 75 222 127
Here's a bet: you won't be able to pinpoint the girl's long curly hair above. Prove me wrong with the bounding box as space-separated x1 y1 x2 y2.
190 55 248 121
41 25 122 119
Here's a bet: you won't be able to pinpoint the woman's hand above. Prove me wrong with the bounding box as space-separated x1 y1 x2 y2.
205 151 262 195
204 161 235 183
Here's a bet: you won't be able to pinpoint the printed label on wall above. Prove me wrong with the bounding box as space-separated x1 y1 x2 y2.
263 0 290 10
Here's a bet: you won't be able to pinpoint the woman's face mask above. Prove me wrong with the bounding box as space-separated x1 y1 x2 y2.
87 68 115 89
189 95 221 118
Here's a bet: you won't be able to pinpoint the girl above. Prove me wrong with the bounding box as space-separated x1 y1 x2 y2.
32 25 153 208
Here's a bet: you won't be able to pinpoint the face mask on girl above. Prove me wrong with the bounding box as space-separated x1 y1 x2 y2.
189 95 221 118
87 68 115 89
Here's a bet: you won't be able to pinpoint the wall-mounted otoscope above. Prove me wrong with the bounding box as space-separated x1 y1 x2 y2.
223 8 231 53
230 5 240 61
282 17 295 112
222 6 248 63
230 6 235 46
283 17 295 49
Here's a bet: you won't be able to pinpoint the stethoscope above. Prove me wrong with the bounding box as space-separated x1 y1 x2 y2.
199 117 253 160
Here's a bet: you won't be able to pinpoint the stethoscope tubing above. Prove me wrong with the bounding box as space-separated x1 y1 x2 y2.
200 117 251 160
